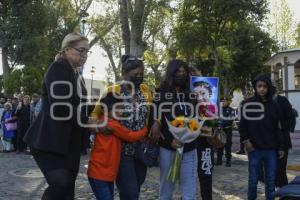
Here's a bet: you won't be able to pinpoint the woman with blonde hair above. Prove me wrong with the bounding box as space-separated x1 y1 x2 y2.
24 32 91 200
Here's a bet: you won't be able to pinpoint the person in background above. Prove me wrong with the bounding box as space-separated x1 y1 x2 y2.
216 97 235 167
15 95 31 154
1 103 16 152
239 73 285 200
6 98 12 104
11 97 18 112
0 98 5 146
0 98 6 108
272 86 294 187
9 97 18 150
236 101 246 155
30 93 42 125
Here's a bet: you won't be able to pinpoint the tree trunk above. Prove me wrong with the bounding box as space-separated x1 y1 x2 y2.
119 0 130 55
1 47 11 77
130 0 146 57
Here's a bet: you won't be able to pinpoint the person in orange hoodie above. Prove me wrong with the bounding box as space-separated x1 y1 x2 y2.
87 92 148 200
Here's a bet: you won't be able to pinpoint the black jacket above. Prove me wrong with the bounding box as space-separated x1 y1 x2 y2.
220 106 235 129
153 90 198 153
23 58 89 155
15 104 31 131
239 74 284 150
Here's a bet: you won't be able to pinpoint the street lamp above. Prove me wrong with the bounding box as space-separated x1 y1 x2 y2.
79 10 89 75
90 66 95 97
80 9 89 36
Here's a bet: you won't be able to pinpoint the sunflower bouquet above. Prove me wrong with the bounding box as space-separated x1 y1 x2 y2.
165 116 204 182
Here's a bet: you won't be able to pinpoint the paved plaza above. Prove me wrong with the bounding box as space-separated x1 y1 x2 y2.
0 132 299 200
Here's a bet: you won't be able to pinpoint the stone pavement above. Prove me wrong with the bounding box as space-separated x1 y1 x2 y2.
0 132 299 200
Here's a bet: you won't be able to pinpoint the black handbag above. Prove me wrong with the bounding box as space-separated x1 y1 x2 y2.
136 141 160 167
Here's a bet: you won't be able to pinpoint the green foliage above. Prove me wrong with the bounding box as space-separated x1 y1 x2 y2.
3 66 43 96
296 22 300 47
174 0 274 96
1 0 93 94
3 70 23 96
268 0 296 50
1 0 91 72
0 0 50 68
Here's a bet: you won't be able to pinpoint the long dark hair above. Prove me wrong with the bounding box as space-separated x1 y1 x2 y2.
159 59 190 93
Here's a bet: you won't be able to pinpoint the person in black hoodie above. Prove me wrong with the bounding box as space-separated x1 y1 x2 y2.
151 59 198 199
239 73 285 200
272 86 294 187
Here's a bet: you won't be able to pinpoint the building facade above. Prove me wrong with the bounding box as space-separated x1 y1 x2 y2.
265 48 300 131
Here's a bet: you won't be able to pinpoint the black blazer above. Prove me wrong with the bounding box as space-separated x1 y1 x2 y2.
24 58 89 155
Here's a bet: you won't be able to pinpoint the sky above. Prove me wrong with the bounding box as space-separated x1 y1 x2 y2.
1 0 300 81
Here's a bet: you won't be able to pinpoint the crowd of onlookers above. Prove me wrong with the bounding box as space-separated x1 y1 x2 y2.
0 94 41 153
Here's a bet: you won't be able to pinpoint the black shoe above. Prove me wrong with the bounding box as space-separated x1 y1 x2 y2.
236 151 245 155
226 161 231 167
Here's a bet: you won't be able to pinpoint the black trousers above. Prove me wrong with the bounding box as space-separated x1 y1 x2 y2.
238 131 245 152
32 149 80 200
197 139 214 200
17 127 28 152
81 131 90 154
11 136 17 151
217 128 232 161
276 149 289 187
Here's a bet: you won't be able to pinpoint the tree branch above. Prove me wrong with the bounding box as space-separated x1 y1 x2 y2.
89 15 119 49
127 0 134 22
98 36 120 81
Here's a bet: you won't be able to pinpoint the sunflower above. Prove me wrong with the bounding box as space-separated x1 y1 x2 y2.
188 119 200 131
171 116 186 128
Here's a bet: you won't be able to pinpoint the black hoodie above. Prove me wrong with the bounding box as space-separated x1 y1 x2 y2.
239 73 284 150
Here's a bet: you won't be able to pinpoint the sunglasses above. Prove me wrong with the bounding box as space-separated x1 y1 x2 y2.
71 47 92 56
125 56 143 62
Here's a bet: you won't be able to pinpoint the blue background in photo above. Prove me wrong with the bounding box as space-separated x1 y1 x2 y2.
190 76 219 105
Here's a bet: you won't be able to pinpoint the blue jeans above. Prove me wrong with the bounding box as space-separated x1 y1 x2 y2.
88 177 114 200
116 155 147 200
159 147 198 200
248 149 277 200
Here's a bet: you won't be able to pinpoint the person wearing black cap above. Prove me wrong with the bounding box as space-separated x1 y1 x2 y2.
216 97 235 167
239 73 285 200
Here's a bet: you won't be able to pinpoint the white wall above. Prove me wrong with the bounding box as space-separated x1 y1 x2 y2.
288 92 300 131
84 78 106 99
287 64 295 90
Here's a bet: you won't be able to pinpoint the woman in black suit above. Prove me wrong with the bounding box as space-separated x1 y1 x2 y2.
24 32 91 200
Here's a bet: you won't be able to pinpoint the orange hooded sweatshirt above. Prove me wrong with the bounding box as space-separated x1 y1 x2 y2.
87 118 147 182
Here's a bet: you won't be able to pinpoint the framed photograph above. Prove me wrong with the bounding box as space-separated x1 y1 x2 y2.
190 76 219 137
